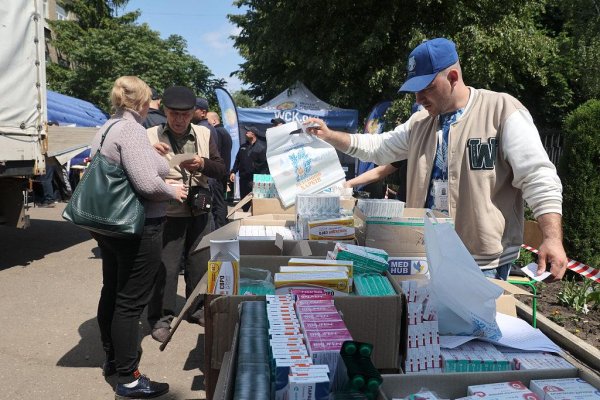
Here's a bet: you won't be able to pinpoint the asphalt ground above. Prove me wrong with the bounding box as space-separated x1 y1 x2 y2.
0 203 206 399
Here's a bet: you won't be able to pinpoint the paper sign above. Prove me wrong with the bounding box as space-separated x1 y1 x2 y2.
521 262 552 282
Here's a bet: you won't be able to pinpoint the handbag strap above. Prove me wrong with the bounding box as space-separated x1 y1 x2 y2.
98 120 123 150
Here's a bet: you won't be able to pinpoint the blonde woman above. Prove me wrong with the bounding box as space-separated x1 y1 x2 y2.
89 76 187 399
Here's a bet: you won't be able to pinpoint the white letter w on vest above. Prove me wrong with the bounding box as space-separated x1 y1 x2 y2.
467 138 497 170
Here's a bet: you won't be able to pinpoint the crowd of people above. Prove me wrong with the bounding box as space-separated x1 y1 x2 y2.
82 36 568 399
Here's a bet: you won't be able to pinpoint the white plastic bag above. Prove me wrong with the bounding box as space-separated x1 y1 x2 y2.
266 121 346 207
424 214 503 340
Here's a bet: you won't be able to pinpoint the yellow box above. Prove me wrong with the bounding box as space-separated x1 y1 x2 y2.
207 260 239 295
308 217 355 240
274 272 350 293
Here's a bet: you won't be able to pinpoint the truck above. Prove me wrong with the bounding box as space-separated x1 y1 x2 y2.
0 0 98 228
0 0 47 228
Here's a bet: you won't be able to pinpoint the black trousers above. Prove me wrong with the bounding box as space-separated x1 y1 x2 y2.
147 214 211 329
93 220 164 382
239 178 253 212
208 178 227 229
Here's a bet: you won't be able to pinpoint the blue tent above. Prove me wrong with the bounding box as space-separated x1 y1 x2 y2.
47 90 108 127
237 82 358 136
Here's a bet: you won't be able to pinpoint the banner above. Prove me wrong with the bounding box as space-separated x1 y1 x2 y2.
355 101 392 185
214 87 240 170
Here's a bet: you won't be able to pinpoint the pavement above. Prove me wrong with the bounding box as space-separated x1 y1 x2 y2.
0 203 206 399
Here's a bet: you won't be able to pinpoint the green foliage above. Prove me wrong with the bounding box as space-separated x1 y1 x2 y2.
229 0 572 129
47 2 222 112
515 248 537 267
231 90 256 108
558 100 600 267
557 276 599 314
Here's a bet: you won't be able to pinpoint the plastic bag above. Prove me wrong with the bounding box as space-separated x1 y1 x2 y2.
266 121 346 207
238 267 275 295
424 214 503 340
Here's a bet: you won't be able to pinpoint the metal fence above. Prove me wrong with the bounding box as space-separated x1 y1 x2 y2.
541 131 563 166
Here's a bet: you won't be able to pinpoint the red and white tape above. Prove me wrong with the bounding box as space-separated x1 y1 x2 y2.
521 244 600 283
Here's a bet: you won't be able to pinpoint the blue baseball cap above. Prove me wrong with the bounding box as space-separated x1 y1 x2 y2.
398 38 459 93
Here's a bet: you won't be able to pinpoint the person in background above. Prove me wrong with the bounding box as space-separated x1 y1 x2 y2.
90 76 187 399
344 163 404 200
142 87 166 129
306 37 567 282
344 104 423 201
207 111 233 226
146 86 225 341
192 98 226 230
271 117 286 126
230 125 268 212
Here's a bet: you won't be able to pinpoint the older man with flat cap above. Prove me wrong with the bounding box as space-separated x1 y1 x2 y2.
230 125 268 211
146 86 225 341
306 37 567 282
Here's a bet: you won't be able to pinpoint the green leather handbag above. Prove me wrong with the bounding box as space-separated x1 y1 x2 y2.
62 121 145 238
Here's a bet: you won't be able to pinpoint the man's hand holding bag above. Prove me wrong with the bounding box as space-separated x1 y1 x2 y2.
266 121 346 207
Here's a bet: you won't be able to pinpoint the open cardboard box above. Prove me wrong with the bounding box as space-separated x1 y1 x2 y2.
378 350 600 400
213 280 599 400
354 208 451 258
203 256 405 399
252 196 357 216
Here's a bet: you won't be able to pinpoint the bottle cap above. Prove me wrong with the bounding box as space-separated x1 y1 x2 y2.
359 343 372 357
351 375 365 389
367 378 380 391
344 342 357 355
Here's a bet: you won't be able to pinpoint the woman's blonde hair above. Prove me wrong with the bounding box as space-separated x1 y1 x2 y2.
110 76 152 114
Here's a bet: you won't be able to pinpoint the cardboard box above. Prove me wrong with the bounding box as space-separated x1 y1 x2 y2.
204 257 405 399
252 197 357 216
355 208 451 259
378 364 600 400
489 278 534 318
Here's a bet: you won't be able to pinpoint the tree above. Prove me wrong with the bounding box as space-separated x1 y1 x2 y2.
229 0 571 129
47 5 223 112
559 100 600 267
62 0 131 29
231 90 256 108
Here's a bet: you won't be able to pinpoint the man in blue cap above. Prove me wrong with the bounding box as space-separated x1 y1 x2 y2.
306 38 568 282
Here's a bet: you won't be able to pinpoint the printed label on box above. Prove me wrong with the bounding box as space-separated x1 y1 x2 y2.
388 257 428 275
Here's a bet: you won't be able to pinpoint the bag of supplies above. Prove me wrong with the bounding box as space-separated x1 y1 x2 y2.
424 214 503 340
266 121 346 207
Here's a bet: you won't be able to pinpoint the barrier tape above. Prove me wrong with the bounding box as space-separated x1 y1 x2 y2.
521 244 600 283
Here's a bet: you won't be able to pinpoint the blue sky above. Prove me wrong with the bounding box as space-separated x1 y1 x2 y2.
119 0 247 91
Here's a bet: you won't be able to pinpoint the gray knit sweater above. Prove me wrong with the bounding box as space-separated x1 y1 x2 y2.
90 110 177 218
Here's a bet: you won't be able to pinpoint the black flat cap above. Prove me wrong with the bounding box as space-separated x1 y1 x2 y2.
271 117 286 125
162 86 196 110
243 125 259 135
195 97 209 110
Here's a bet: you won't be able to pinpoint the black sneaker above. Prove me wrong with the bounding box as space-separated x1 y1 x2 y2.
115 374 169 399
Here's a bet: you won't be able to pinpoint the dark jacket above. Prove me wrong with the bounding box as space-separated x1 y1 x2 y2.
142 108 167 129
214 123 232 172
231 139 268 180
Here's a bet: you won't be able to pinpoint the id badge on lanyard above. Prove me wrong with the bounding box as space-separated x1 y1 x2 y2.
432 180 448 212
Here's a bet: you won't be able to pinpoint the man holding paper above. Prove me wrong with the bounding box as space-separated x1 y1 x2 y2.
146 86 225 342
306 38 567 282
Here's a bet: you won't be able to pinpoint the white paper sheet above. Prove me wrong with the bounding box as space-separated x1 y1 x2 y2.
521 262 552 282
168 153 196 167
440 313 561 353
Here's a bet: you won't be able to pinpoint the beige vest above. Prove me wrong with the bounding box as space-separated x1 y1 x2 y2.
406 88 525 268
147 123 211 217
